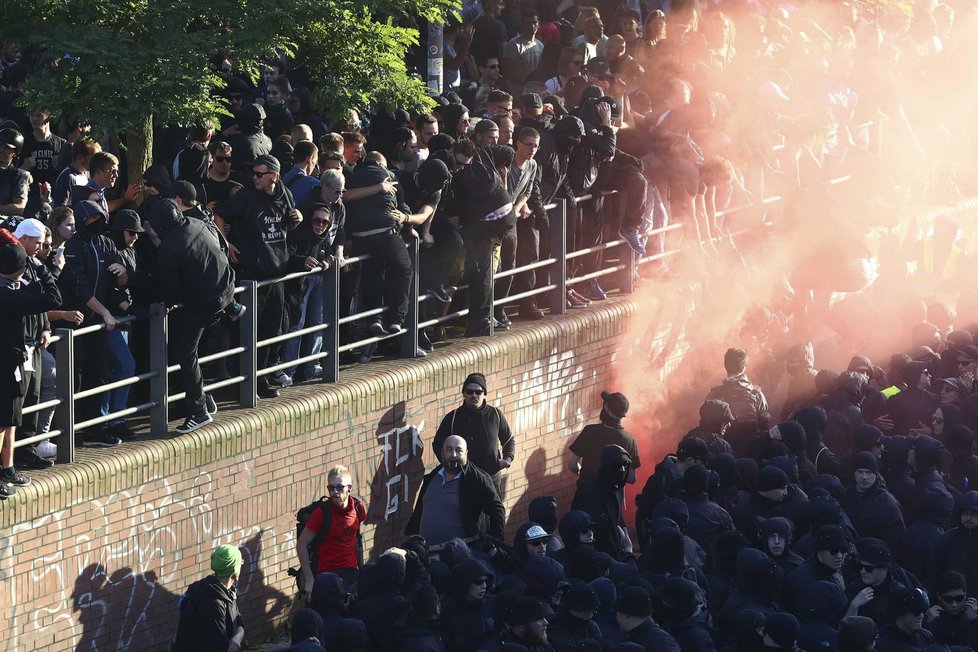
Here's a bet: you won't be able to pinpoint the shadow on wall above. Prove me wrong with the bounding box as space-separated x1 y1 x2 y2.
365 401 427 559
504 446 566 538
71 531 293 651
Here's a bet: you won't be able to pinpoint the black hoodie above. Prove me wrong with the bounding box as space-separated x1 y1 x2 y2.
151 199 235 313
58 209 121 320
215 177 295 280
571 444 632 561
440 558 496 652
173 575 244 652
229 104 273 175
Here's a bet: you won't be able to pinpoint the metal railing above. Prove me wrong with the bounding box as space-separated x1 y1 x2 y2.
20 124 879 463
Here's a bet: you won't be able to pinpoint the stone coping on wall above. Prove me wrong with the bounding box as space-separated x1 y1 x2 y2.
1 296 637 529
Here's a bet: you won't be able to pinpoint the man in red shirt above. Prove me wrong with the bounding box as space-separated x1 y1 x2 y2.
296 465 366 591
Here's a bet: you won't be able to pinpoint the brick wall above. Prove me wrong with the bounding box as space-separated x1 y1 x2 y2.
0 298 636 652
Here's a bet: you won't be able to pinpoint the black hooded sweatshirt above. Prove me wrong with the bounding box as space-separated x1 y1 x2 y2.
571 444 632 561
58 213 121 321
173 575 244 652
150 200 235 314
228 104 272 174
439 558 496 652
215 177 295 280
887 360 939 435
840 475 906 550
432 401 515 477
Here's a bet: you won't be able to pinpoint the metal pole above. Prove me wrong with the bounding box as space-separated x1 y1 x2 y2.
54 328 75 464
427 21 444 93
149 303 169 434
322 263 340 383
621 248 637 295
550 199 568 315
401 237 421 358
239 281 258 408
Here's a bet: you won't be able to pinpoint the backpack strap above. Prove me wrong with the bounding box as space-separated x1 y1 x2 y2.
307 497 332 568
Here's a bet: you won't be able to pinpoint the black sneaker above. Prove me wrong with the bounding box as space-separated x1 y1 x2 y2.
430 285 456 303
175 413 214 434
14 446 54 469
494 308 512 329
0 468 30 486
257 381 280 399
226 302 247 322
110 423 138 441
205 394 218 415
358 342 378 364
0 482 15 498
369 321 391 336
419 330 434 353
84 431 122 446
267 370 294 387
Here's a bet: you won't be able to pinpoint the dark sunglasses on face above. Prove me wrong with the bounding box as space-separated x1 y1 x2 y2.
214 156 232 163
828 547 847 556
472 578 488 586
528 539 548 547
327 483 351 492
253 170 273 178
859 564 880 572
942 594 967 604
464 388 484 396
311 218 330 225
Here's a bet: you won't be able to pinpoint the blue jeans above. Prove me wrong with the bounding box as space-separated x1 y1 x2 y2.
101 328 135 427
283 275 324 378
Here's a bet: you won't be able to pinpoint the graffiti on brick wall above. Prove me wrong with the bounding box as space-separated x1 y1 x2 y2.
0 471 292 652
510 347 594 436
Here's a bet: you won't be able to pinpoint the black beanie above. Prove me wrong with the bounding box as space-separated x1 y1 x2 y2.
683 464 710 495
0 243 26 274
852 451 878 474
463 373 487 393
756 465 789 492
763 612 800 649
837 616 877 652
814 525 848 552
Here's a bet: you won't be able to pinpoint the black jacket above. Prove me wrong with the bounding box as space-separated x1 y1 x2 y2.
397 617 447 652
572 444 632 561
405 463 505 540
58 218 121 320
432 403 515 477
439 559 496 652
150 200 235 314
173 575 244 652
839 479 906 550
228 104 272 174
0 263 60 368
216 182 296 280
624 617 681 652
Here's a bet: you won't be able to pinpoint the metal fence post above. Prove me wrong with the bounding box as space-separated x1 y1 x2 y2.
550 199 568 315
620 248 637 295
54 328 75 464
322 263 340 383
239 280 258 408
149 303 169 434
401 237 421 358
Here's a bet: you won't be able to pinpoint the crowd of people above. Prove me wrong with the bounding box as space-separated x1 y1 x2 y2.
177 310 978 652
0 0 973 495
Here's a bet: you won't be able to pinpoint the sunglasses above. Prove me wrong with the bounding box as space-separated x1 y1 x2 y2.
941 594 967 604
859 564 881 572
528 539 548 547
933 418 945 425
464 388 485 396
40 243 52 250
311 218 331 225
229 94 244 101
472 578 488 586
214 156 232 163
828 547 847 556
326 483 351 492
253 170 274 178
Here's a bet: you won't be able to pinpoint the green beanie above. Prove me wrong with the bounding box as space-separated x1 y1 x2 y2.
211 544 243 578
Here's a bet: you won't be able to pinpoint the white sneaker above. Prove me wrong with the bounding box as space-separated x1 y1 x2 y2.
36 439 57 458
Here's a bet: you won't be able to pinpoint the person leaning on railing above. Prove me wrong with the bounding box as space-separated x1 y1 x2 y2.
151 199 237 434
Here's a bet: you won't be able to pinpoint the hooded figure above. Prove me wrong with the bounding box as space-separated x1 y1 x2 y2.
840 451 906 549
704 530 749 619
440 558 496 652
639 525 708 599
717 548 783 632
782 342 818 420
228 103 272 174
521 555 569 610
350 553 410 651
572 444 632 561
686 399 736 460
795 406 842 477
546 583 603 650
898 483 954 581
930 491 978 592
796 581 846 652
946 425 978 494
653 576 715 651
536 115 585 203
680 463 734 561
888 360 939 435
759 517 804 574
555 510 598 568
710 452 746 515
882 434 916 507
528 496 564 554
822 372 869 454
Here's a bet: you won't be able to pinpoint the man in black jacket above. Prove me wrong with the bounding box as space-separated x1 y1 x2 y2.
215 154 300 399
432 372 515 494
151 199 236 433
173 544 246 652
405 434 505 545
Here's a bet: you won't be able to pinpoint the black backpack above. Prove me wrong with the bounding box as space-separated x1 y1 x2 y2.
288 495 366 593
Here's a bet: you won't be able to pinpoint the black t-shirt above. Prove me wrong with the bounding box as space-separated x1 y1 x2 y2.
216 184 294 279
471 15 508 62
22 132 65 193
204 176 243 209
569 423 642 485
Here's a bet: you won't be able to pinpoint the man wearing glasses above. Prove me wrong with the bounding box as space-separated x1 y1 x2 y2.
296 465 366 591
215 153 302 399
204 141 242 210
432 372 515 495
70 151 140 216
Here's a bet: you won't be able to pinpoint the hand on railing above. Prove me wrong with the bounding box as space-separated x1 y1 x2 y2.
227 242 241 264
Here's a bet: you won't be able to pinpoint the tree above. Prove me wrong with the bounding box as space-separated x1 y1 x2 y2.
0 0 457 185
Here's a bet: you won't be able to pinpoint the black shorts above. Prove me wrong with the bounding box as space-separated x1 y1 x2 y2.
0 360 28 427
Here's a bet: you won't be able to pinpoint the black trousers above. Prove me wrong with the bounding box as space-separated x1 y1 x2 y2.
18 347 41 437
170 309 219 418
353 232 412 327
463 221 515 323
256 283 288 375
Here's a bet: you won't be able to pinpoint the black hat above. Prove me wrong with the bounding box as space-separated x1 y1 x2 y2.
856 539 891 568
616 586 652 618
814 525 848 553
463 372 487 393
562 583 600 612
111 209 145 233
683 464 710 495
252 154 280 173
601 391 629 418
676 436 708 462
756 465 789 492
74 199 108 223
520 93 543 110
957 345 978 363
598 95 622 119
506 597 548 625
889 587 928 617
586 57 614 79
170 180 197 205
0 243 26 274
837 616 877 652
852 451 878 474
935 377 970 396
763 613 800 649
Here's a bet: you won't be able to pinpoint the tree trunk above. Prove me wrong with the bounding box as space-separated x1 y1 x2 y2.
126 113 153 192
